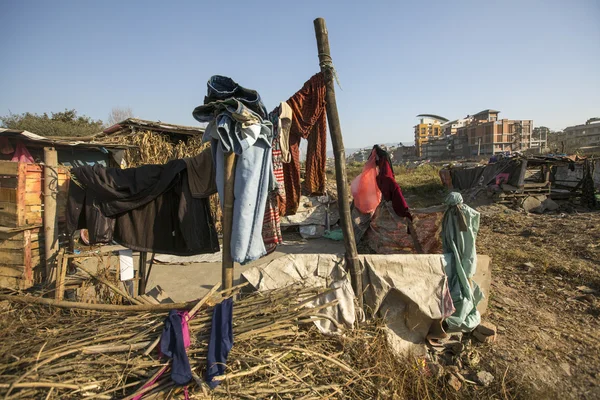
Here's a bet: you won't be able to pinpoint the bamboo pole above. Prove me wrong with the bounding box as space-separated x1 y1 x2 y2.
222 152 237 290
138 251 147 295
43 147 59 282
0 294 201 312
313 18 363 308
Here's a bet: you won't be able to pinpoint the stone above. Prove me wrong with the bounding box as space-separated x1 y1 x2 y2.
522 196 543 213
542 198 560 211
520 262 535 271
560 362 572 376
449 342 465 355
577 294 595 303
427 362 443 379
497 296 519 308
476 371 495 387
475 321 497 336
445 366 460 374
473 329 496 344
447 373 462 391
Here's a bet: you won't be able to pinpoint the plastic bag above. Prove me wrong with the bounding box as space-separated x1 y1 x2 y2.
351 151 382 213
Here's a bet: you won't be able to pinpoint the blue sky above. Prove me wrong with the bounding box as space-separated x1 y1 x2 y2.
1 0 599 148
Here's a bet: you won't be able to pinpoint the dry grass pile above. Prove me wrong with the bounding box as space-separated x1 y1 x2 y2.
101 131 209 168
0 285 416 400
0 280 538 400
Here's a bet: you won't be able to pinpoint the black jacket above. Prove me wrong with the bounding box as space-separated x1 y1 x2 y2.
67 153 219 255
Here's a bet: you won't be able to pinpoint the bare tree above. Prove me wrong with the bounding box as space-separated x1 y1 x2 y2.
107 107 133 126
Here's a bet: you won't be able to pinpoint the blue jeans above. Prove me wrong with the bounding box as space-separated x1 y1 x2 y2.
193 75 267 121
212 135 272 264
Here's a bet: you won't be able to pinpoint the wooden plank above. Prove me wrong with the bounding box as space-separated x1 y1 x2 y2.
25 192 43 205
0 227 40 239
0 162 19 176
0 202 17 227
0 177 18 189
0 240 28 250
16 163 27 227
0 248 25 265
23 229 32 281
0 276 20 289
0 188 17 203
55 249 66 300
0 265 25 278
26 164 43 173
24 212 42 226
25 179 42 193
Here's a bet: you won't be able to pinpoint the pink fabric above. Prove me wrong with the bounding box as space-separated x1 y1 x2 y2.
442 276 456 319
141 311 191 400
132 365 168 400
180 311 191 348
495 173 510 186
10 141 34 163
351 150 382 213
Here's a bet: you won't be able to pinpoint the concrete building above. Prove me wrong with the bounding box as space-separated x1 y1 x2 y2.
551 118 600 154
421 137 447 160
442 117 472 136
391 144 416 163
414 114 448 157
456 109 535 156
421 135 469 160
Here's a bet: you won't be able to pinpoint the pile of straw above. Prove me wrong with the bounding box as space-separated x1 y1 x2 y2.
101 130 209 168
0 283 436 400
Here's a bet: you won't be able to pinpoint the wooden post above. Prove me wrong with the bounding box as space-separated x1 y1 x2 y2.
43 147 59 282
314 18 363 308
222 152 236 290
517 158 528 193
138 251 147 296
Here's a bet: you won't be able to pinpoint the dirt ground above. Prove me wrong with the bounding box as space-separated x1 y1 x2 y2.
473 203 600 399
331 161 600 398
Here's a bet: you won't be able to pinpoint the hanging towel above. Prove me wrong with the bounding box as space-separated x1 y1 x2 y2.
206 298 234 389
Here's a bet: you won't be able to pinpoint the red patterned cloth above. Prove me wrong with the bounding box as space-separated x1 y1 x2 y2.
262 128 285 253
283 73 327 215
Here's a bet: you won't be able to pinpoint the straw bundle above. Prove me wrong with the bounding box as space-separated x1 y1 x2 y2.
0 284 429 400
101 130 209 168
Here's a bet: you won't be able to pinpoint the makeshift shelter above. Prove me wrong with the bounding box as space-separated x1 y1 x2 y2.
440 154 599 206
0 129 130 289
0 121 211 291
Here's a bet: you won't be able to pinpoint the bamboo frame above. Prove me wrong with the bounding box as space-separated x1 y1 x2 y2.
313 18 363 308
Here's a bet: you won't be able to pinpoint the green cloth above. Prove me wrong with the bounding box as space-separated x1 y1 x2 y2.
442 192 483 332
324 229 344 241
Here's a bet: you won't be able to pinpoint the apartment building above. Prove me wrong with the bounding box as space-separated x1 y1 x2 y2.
456 109 535 156
414 114 448 157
